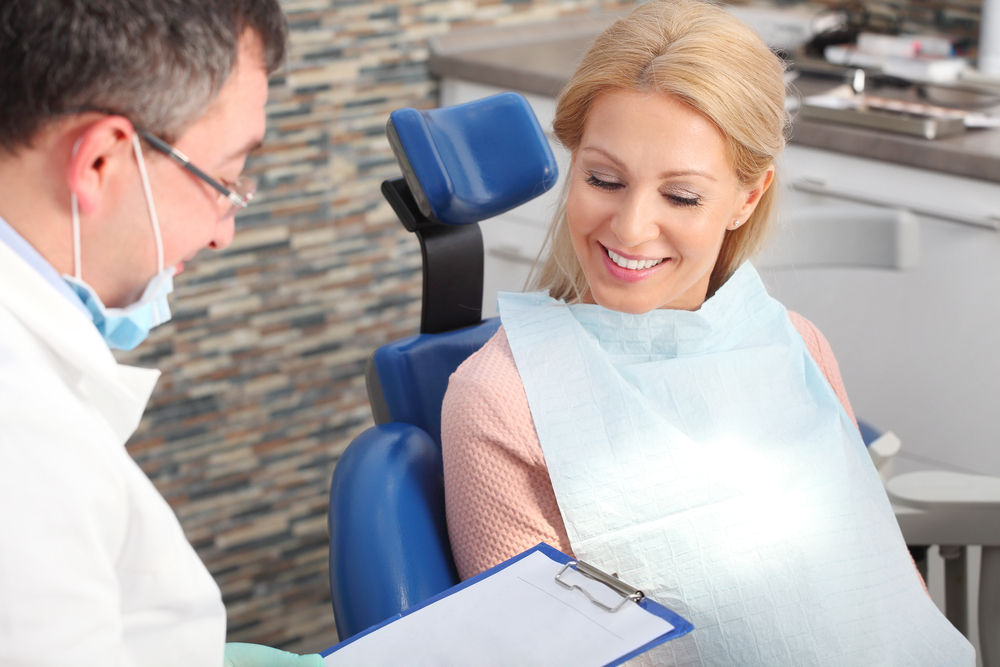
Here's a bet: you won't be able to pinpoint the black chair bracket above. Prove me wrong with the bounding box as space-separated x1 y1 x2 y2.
381 178 484 334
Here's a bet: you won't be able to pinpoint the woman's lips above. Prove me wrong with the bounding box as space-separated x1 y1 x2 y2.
606 246 665 270
600 243 670 283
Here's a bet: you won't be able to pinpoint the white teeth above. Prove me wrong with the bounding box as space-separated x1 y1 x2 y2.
606 248 664 271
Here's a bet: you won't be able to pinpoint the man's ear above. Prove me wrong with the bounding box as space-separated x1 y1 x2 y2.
735 165 775 223
66 116 136 215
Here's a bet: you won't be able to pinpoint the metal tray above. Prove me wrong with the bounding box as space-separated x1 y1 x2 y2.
799 103 966 140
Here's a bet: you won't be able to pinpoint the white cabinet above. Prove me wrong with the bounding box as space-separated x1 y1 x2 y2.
783 144 1000 230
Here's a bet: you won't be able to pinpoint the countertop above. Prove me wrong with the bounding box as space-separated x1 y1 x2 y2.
428 16 1000 184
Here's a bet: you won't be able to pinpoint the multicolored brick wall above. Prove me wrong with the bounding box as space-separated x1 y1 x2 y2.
116 0 632 652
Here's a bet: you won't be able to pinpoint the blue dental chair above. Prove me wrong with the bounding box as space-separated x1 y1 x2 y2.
328 92 558 639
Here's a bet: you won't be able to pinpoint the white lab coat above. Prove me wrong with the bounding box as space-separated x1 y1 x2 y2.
0 241 226 666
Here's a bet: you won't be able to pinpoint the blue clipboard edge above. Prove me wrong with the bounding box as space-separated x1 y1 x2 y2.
321 542 693 663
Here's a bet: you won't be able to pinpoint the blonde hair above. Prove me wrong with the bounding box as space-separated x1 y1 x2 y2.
531 0 788 302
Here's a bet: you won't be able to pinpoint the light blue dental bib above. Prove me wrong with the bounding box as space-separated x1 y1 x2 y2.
499 263 972 666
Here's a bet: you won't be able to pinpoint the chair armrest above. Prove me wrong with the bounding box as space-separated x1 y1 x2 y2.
329 423 460 639
887 470 1000 511
890 471 1000 547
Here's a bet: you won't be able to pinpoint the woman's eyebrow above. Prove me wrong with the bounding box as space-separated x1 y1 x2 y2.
582 146 626 169
659 169 716 182
581 146 715 181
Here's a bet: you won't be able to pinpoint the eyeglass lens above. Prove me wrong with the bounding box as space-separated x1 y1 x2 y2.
222 175 257 220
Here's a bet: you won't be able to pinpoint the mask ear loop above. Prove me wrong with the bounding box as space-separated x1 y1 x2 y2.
70 194 83 281
131 133 164 274
70 137 84 281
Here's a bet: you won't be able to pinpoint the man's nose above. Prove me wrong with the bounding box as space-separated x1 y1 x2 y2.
209 215 236 250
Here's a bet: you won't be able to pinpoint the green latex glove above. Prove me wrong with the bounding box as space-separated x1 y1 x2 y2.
223 642 324 667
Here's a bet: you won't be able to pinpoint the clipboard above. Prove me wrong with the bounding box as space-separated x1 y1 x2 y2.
321 543 692 666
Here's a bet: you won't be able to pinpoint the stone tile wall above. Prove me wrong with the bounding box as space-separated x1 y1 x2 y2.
116 0 631 652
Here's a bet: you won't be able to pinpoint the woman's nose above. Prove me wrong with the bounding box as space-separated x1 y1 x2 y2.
610 189 661 248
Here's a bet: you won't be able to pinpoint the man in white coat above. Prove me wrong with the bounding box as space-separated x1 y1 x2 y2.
0 1 322 665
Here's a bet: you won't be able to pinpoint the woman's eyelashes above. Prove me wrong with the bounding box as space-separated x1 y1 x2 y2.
665 193 701 207
585 172 702 208
586 173 622 191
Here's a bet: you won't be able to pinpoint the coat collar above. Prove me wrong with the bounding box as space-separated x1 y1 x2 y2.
0 241 160 445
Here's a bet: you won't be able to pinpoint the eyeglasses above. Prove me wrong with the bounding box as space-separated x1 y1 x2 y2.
138 130 256 220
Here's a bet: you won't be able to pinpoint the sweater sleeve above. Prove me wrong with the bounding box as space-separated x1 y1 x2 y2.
787 311 858 427
441 328 573 580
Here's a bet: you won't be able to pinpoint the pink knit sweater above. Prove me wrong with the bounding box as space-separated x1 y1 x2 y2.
441 311 857 581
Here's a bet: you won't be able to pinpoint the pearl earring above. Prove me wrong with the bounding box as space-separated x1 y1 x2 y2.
732 220 742 228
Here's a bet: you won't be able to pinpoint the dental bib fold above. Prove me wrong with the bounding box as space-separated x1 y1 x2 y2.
498 262 972 666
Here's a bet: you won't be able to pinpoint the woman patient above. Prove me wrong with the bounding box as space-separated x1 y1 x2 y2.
441 0 973 664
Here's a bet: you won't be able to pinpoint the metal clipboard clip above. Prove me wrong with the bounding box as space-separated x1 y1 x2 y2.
554 559 645 613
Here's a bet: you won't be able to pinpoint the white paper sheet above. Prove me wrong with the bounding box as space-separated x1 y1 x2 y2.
324 551 673 667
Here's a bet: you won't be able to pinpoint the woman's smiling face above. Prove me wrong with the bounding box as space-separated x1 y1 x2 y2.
566 89 772 313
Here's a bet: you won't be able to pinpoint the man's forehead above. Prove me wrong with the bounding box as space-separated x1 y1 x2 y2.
200 30 268 120
179 31 269 160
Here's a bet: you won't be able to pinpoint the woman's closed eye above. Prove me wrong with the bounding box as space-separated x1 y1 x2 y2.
586 173 623 191
665 193 701 207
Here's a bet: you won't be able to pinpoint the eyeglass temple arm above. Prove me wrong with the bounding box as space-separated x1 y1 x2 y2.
138 131 246 207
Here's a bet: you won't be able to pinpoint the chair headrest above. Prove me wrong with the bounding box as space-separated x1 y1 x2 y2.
387 92 559 226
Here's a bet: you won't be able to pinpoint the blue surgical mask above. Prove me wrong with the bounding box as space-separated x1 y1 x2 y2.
63 134 176 351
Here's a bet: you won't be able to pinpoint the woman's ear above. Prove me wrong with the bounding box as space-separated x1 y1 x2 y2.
66 116 136 215
732 165 775 227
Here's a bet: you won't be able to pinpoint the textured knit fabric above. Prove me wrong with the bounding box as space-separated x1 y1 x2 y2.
441 312 857 582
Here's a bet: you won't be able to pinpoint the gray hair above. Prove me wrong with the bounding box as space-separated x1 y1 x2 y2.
0 0 287 152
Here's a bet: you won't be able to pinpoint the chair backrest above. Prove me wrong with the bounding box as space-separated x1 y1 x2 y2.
330 320 500 638
367 318 502 446
329 92 556 640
